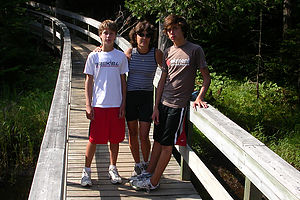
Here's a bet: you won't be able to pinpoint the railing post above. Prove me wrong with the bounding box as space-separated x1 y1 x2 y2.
40 15 44 43
180 106 192 180
60 29 63 53
52 20 56 50
72 18 76 36
87 24 91 43
243 177 263 200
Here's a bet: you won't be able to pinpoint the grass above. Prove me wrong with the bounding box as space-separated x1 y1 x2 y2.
0 50 59 185
194 69 300 170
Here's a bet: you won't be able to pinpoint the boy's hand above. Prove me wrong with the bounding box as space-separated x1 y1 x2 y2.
119 103 125 118
93 46 102 52
152 108 159 125
192 99 208 111
86 105 94 120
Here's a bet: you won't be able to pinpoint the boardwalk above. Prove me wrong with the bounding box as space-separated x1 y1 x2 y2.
66 36 201 199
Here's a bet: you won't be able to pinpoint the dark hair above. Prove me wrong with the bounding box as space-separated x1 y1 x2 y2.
129 20 157 48
98 20 118 35
163 14 189 38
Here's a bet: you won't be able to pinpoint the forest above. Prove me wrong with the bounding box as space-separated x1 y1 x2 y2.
0 0 299 199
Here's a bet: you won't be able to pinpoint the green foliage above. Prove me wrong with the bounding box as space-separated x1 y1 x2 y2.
204 72 299 135
125 0 300 89
269 131 300 169
0 0 60 181
196 72 300 168
0 53 59 184
0 90 52 183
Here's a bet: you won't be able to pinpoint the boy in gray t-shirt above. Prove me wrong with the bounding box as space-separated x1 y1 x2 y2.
130 14 211 191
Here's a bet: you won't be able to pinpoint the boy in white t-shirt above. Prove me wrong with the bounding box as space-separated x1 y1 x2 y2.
81 20 129 186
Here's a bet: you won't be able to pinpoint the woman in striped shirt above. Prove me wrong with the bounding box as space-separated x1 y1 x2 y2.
124 21 163 178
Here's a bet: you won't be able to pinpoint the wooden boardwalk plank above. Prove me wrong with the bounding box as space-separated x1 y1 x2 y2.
66 36 201 199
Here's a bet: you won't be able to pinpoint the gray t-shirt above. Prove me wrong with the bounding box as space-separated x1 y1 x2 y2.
160 41 207 108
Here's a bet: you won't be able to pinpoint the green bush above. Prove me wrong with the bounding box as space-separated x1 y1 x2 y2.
195 71 300 169
0 56 59 184
0 90 52 183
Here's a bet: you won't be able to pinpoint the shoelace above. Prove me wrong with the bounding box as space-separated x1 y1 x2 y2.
83 171 90 177
110 169 120 178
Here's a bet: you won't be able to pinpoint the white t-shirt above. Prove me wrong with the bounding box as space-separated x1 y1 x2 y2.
84 49 129 108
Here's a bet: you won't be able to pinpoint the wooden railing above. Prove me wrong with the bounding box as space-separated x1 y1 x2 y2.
27 1 130 52
27 2 300 200
26 9 72 200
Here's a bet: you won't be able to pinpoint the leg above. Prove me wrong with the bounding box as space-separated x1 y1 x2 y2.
109 142 122 184
109 142 119 165
127 120 140 163
85 141 96 167
146 141 162 174
82 141 95 186
150 145 173 186
139 121 151 162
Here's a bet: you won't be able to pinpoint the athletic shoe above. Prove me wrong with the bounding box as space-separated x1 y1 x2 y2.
142 161 149 171
130 178 159 192
129 171 152 181
81 168 92 186
108 165 122 184
131 163 143 177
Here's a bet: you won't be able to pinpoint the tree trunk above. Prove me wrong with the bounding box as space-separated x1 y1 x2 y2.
256 9 263 100
158 20 172 51
283 0 292 39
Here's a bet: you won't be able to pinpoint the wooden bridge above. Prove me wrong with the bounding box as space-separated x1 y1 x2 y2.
26 2 300 200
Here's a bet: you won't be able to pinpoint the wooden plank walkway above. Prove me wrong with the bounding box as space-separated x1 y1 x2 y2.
66 36 201 199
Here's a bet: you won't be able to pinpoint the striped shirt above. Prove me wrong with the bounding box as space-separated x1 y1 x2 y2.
127 47 158 91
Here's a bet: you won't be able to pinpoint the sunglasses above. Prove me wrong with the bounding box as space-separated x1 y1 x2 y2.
137 32 151 38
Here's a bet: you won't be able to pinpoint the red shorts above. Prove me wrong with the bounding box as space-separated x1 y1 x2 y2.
89 107 125 144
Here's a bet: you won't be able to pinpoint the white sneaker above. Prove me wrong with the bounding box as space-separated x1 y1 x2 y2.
129 171 152 181
81 168 92 187
108 165 122 184
130 178 159 192
131 163 143 177
142 161 149 171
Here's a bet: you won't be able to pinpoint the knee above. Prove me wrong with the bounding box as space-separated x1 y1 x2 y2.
128 128 138 137
161 145 173 154
139 134 150 142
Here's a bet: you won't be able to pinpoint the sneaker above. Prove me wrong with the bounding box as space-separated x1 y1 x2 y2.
130 178 159 192
141 161 149 171
129 171 152 181
81 168 92 187
108 165 122 184
131 163 143 177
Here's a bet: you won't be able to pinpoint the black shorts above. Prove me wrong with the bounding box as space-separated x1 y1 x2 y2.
153 103 188 146
126 90 153 122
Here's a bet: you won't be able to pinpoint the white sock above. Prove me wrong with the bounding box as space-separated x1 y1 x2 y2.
109 164 116 170
84 167 91 172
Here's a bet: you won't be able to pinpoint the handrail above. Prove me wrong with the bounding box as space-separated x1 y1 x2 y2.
27 2 300 200
26 10 72 200
26 1 131 51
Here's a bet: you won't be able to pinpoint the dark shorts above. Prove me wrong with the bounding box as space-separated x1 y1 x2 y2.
153 103 188 146
126 90 153 122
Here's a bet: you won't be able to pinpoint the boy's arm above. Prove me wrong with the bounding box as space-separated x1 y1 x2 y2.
193 67 211 110
155 49 163 67
85 74 94 120
124 48 132 60
119 74 127 118
152 71 167 124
